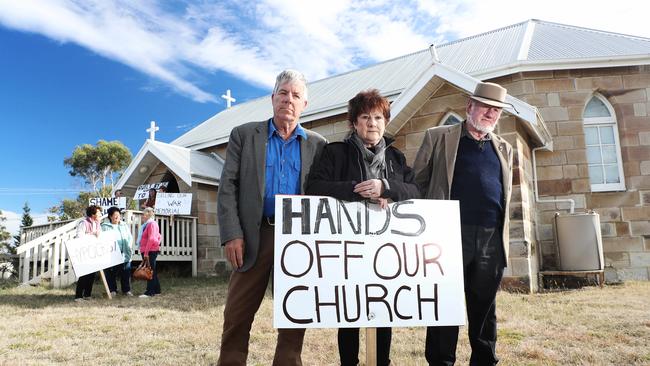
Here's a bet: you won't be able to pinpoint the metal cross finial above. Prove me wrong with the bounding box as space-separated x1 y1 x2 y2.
221 89 236 108
147 120 159 140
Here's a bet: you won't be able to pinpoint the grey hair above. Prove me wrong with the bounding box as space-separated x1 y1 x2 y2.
273 69 308 101
143 207 155 218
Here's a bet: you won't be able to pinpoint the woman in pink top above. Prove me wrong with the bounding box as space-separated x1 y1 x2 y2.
138 207 161 297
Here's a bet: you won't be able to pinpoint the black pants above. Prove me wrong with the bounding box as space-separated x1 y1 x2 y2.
339 327 391 366
74 273 96 299
425 225 505 366
105 262 132 293
144 251 161 296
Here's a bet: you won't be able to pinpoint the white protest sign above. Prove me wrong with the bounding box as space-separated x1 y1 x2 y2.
65 231 124 278
274 195 466 329
154 193 192 215
134 182 169 200
88 197 126 214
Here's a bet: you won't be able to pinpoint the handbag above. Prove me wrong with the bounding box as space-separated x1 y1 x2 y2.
133 258 153 281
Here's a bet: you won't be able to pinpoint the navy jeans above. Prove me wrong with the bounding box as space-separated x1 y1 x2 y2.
105 262 132 293
144 251 161 296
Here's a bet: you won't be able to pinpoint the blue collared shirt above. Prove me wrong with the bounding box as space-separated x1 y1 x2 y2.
263 119 307 217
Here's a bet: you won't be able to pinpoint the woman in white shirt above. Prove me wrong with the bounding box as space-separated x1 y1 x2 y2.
74 205 101 301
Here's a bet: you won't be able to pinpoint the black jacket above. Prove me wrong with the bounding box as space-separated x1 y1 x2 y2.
306 136 420 202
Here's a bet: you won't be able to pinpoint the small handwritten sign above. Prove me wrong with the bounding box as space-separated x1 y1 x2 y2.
66 231 124 278
134 182 169 200
154 193 192 215
88 197 126 214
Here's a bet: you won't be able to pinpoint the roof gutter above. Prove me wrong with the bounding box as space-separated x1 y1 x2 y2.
472 54 650 81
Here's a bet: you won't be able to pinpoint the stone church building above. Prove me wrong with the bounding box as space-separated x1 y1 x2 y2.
116 19 650 292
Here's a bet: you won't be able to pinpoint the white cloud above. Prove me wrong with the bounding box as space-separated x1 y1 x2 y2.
420 0 650 39
0 0 648 103
1 210 49 237
0 0 217 102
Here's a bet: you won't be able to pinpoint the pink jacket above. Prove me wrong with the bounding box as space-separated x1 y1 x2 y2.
139 219 161 256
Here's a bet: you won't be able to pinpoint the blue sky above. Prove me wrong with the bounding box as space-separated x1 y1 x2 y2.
1 0 647 235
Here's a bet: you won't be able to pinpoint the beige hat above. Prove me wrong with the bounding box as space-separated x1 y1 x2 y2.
469 82 508 108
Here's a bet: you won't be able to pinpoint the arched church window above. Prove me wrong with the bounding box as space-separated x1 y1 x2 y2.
582 94 625 192
440 111 462 126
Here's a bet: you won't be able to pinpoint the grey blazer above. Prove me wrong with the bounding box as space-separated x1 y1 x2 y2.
412 122 513 263
217 120 327 272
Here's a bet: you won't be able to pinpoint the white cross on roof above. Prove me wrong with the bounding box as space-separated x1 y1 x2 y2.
147 120 159 140
221 89 236 108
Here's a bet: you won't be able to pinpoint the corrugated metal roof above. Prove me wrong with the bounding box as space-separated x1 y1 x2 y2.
528 21 650 60
172 51 432 148
173 19 650 149
436 21 526 73
172 97 273 149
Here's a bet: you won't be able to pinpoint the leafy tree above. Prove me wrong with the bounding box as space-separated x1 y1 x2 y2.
64 140 132 193
47 206 59 223
0 210 15 255
49 189 111 221
47 140 132 222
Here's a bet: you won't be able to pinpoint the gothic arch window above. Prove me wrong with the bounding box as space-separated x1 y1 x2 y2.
582 94 625 192
440 111 463 126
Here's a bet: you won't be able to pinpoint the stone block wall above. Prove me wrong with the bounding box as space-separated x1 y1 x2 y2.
494 66 650 281
193 183 221 275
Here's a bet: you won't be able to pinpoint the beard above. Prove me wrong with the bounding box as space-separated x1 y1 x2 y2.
467 115 496 134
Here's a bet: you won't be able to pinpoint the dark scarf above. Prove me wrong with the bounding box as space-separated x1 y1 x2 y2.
350 132 387 179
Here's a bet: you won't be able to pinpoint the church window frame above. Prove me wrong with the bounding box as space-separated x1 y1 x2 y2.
582 94 626 192
439 111 463 126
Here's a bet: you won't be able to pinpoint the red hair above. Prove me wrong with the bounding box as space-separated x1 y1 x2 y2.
347 89 390 126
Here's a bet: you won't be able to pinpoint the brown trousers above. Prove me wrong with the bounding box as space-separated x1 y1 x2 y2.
217 222 306 366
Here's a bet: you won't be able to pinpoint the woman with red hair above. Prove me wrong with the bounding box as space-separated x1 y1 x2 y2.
307 89 420 366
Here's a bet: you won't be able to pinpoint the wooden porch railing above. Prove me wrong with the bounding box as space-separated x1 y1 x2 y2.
19 219 75 245
17 211 197 288
124 211 198 276
17 219 79 287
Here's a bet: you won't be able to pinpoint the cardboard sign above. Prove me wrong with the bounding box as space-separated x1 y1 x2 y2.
134 182 169 200
274 195 466 329
154 193 192 215
65 231 124 278
88 197 127 214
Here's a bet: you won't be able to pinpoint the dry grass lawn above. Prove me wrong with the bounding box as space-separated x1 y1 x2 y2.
1 277 649 365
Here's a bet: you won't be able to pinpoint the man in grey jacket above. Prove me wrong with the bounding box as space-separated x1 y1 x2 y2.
216 69 327 366
413 82 513 366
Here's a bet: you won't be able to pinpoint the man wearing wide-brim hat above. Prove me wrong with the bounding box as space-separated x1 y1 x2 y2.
413 81 514 365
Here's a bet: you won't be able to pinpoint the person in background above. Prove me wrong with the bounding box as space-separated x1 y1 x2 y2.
101 206 134 296
141 188 157 209
306 89 420 366
74 205 102 302
138 207 161 298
